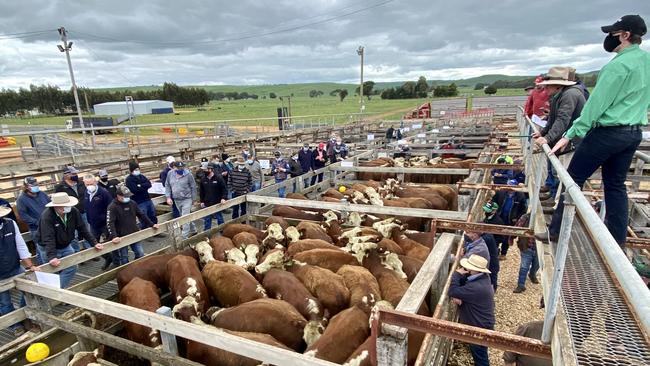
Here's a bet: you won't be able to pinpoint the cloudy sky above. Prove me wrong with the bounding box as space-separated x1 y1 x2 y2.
0 0 648 89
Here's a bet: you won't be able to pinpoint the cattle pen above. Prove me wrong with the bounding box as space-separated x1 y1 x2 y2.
0 104 648 366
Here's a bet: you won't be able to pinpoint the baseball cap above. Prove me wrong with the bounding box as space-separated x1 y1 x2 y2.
98 169 108 177
507 179 519 186
24 177 37 185
174 161 185 168
166 156 176 164
63 166 79 175
116 184 133 197
482 201 499 213
601 15 647 36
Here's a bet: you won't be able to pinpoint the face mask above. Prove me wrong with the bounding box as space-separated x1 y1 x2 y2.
30 186 40 193
237 165 245 170
225 158 231 163
132 169 141 176
176 169 184 175
292 156 299 161
87 185 97 193
70 175 79 182
122 197 131 203
247 160 253 164
463 234 472 244
100 177 108 183
303 147 309 151
63 207 72 213
275 155 281 160
603 34 621 52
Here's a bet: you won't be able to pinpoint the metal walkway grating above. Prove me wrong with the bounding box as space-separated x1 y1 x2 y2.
560 217 650 366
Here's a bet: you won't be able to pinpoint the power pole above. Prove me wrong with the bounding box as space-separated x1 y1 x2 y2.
357 46 365 115
58 27 95 147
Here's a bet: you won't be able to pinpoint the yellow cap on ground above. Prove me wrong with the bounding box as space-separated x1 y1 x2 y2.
26 342 50 362
338 186 347 193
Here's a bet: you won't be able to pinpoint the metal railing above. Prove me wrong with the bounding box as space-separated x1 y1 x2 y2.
516 108 650 344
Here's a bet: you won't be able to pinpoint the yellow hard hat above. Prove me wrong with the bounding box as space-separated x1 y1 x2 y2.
338 186 347 193
26 343 50 362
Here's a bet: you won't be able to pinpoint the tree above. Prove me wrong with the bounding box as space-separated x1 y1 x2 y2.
339 89 348 102
415 76 429 98
329 89 341 97
309 89 324 98
474 83 486 90
484 85 498 95
354 81 376 99
269 92 277 99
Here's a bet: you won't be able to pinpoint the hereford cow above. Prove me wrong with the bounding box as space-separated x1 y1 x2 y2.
118 278 161 348
376 237 404 255
202 261 267 307
290 263 350 317
398 255 424 283
222 223 264 242
287 239 341 257
273 206 324 221
261 223 285 249
254 248 286 275
296 221 334 243
186 330 291 366
207 298 308 351
262 269 326 346
167 255 209 322
265 216 290 230
208 235 235 261
304 305 370 363
116 248 198 290
391 231 431 261
292 249 358 273
336 265 381 311
404 230 436 249
232 232 261 269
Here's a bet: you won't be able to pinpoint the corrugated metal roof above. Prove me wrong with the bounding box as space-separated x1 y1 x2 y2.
94 100 172 106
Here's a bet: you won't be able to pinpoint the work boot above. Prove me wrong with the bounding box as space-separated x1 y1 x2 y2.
513 286 526 293
498 254 507 261
529 275 539 284
540 186 550 193
539 193 551 201
542 206 554 214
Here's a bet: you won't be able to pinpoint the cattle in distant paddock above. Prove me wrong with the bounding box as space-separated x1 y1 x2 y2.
166 255 209 321
118 278 161 348
186 330 291 366
202 261 267 307
290 263 350 317
207 298 308 351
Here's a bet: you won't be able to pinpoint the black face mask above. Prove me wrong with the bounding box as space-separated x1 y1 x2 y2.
603 34 621 52
70 175 79 182
100 177 108 183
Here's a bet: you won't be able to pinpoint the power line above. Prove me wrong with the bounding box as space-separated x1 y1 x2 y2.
68 0 395 46
0 30 56 40
75 40 137 86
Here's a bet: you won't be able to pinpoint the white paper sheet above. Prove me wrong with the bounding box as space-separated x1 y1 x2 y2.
259 159 270 169
35 272 61 288
148 182 166 195
341 161 354 167
643 131 650 140
417 133 426 138
367 134 374 141
532 114 547 128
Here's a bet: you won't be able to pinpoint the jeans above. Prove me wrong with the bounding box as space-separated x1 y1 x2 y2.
172 202 180 218
137 200 158 228
175 198 196 239
36 244 77 288
30 229 44 265
310 172 324 186
130 243 144 259
469 343 490 366
276 179 286 198
78 213 92 250
112 247 130 266
231 192 247 219
517 248 540 287
549 126 642 247
545 158 558 197
252 182 261 192
204 211 225 230
0 266 26 331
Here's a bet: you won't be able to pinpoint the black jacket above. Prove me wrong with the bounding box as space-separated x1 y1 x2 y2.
312 149 327 170
493 191 528 225
55 181 87 213
484 213 506 244
38 207 97 261
541 85 586 148
106 199 154 239
449 272 495 329
200 173 227 206
288 159 303 177
98 178 120 198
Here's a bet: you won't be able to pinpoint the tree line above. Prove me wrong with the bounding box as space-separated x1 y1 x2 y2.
0 82 210 116
380 76 459 99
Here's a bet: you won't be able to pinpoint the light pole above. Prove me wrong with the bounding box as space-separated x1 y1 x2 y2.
357 46 365 115
58 26 95 147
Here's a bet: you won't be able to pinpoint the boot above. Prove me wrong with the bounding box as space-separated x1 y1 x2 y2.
541 199 555 207
513 286 526 293
539 193 551 201
529 275 539 284
540 186 550 193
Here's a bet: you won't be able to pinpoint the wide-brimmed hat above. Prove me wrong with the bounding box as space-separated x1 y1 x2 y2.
46 192 79 207
460 254 491 273
0 205 13 217
538 67 576 86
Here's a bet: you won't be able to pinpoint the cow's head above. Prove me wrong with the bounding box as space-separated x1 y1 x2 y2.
262 223 285 248
346 212 364 227
285 226 301 243
381 253 407 279
226 247 247 268
190 240 215 267
372 218 403 239
172 295 201 322
303 319 325 348
254 248 286 274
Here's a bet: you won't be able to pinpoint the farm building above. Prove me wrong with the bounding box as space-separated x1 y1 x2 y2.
93 99 174 116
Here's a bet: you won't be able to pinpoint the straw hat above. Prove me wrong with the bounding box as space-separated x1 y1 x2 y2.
45 192 78 207
0 205 13 217
460 254 491 273
538 67 577 86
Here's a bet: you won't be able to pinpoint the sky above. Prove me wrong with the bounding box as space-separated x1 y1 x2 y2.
0 0 648 89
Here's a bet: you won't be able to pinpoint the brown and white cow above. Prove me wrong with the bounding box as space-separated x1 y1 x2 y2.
116 249 197 290
207 298 308 351
186 330 291 366
222 223 264 242
287 239 341 257
289 263 350 317
296 221 334 244
398 254 424 283
264 216 290 231
201 261 267 307
292 248 358 273
232 232 261 269
273 205 324 222
261 222 286 249
391 231 431 261
254 248 286 275
208 235 235 261
166 255 209 322
336 265 381 311
118 277 161 348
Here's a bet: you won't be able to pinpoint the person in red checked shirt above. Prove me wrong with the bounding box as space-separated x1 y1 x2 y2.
524 76 550 119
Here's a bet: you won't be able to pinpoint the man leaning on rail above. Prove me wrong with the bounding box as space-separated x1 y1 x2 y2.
538 15 650 251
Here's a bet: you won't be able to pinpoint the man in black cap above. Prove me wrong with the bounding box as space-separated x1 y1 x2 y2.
124 160 158 237
298 143 313 188
196 157 210 181
16 177 50 262
200 162 227 230
98 169 120 198
547 15 649 249
55 166 88 251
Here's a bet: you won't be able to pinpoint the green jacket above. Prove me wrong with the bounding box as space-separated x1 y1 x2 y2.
565 45 650 139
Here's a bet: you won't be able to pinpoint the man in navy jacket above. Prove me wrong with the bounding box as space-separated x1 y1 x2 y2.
125 161 157 231
298 143 313 188
83 175 113 268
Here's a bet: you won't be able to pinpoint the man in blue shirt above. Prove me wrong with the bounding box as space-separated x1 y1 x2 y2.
16 177 50 263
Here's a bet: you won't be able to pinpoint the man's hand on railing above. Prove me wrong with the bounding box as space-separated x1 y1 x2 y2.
534 136 548 146
549 137 570 155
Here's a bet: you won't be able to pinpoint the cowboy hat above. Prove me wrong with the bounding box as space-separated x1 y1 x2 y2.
45 192 79 207
538 66 577 86
460 254 491 273
0 205 13 218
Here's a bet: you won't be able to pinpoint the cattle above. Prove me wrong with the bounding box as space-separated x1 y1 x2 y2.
166 255 209 322
191 240 217 267
304 305 370 364
232 232 261 269
118 278 161 348
285 226 301 243
338 227 382 247
262 269 326 346
287 239 341 257
336 265 381 311
287 192 308 200
404 230 436 249
391 231 431 261
362 250 407 281
207 298 307 351
293 249 358 273
186 330 291 366
381 199 424 231
273 205 324 221
116 249 197 290
322 188 345 200
67 349 102 366
202 261 267 307
296 221 334 243
265 216 290 231
397 255 424 283
320 220 343 245
290 263 350 317
254 248 286 275
261 223 285 249
208 235 235 261
376 238 404 255
222 223 264 242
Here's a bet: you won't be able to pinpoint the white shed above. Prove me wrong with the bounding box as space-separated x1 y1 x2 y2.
93 100 174 116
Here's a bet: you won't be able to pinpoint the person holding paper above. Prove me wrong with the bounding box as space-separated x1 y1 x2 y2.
37 192 103 288
524 76 549 118
0 205 38 337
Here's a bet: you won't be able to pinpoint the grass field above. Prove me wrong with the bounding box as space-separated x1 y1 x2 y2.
1 87 526 128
